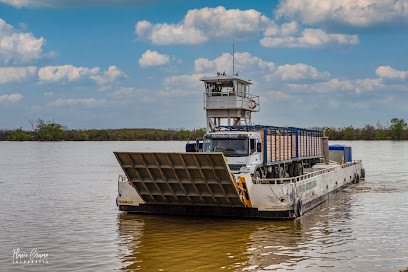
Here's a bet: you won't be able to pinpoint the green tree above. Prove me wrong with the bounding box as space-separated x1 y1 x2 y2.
361 125 376 140
390 118 407 140
9 128 29 141
344 126 355 140
374 130 387 140
35 120 64 141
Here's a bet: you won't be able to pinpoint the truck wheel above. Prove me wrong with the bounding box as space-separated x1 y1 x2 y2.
294 163 303 176
254 169 262 179
361 168 365 179
288 164 294 177
266 171 275 178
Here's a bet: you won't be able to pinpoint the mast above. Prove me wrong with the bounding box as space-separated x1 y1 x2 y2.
232 43 235 76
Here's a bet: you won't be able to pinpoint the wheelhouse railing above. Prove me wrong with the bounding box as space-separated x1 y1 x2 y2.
204 92 260 112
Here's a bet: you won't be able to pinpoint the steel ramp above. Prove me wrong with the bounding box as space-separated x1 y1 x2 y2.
114 152 245 207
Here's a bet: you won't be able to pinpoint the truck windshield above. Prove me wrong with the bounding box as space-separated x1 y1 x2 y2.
203 138 248 156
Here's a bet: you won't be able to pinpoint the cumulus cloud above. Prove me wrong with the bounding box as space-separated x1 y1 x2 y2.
0 66 37 84
43 91 53 96
260 21 359 49
160 74 205 96
195 52 329 82
138 50 169 67
275 0 408 28
48 98 106 106
273 63 331 80
0 18 51 65
135 6 359 49
135 6 271 45
0 0 169 8
288 78 383 94
266 90 294 101
38 64 127 90
0 93 23 103
110 87 155 102
195 52 276 75
38 65 99 81
376 66 408 80
111 87 135 97
90 66 127 89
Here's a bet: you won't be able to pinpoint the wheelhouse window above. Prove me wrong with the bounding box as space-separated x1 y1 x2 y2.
203 137 249 156
237 82 247 97
206 81 234 96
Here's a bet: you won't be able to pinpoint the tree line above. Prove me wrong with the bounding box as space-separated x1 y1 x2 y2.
1 118 407 141
1 119 206 141
324 118 407 140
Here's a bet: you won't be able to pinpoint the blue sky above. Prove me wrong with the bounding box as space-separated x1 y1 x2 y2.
0 0 407 130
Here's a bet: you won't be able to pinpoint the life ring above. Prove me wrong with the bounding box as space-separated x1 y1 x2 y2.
249 99 257 109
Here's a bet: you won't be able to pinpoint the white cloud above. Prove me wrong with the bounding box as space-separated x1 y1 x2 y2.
0 18 50 65
260 22 359 49
135 7 359 49
135 6 271 45
0 93 23 103
90 65 127 89
38 65 127 90
376 66 408 80
48 98 106 106
266 90 294 101
274 63 330 80
0 0 168 8
43 91 53 97
0 66 37 84
195 52 329 82
275 0 408 28
288 78 383 94
161 74 205 96
195 52 276 75
110 87 154 102
38 65 99 81
111 87 135 97
138 50 169 67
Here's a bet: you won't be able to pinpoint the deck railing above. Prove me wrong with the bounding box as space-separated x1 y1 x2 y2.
252 161 361 184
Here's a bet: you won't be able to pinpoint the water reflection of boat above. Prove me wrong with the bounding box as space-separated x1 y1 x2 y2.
243 191 355 270
116 191 354 271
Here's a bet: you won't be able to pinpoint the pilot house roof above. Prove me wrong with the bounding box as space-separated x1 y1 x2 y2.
199 76 252 85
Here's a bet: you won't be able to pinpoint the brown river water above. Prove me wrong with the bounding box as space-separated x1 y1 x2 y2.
0 141 407 271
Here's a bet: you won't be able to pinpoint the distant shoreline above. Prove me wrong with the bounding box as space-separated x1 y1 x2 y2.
1 127 407 141
1 139 408 142
2 118 407 141
1 128 206 142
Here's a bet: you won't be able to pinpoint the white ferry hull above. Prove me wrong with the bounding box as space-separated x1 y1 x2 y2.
115 152 363 219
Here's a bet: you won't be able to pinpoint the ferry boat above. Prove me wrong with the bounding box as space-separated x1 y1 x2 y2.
114 74 365 219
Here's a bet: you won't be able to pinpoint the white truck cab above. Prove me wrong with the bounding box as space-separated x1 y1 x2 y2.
203 132 263 178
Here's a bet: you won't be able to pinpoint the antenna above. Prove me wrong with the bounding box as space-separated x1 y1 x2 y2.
232 42 235 76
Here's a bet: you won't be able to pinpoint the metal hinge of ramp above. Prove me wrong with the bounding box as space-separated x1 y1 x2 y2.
114 152 245 207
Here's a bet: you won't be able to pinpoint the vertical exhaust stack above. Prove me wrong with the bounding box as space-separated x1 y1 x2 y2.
322 128 330 164
322 137 329 164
